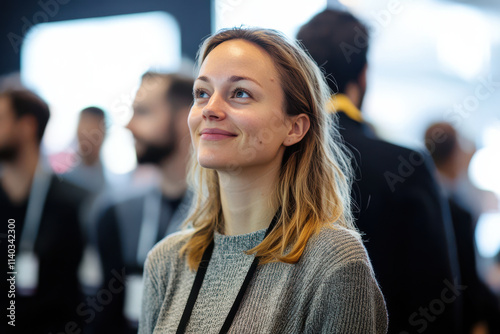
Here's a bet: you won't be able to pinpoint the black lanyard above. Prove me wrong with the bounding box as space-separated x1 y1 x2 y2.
176 209 281 334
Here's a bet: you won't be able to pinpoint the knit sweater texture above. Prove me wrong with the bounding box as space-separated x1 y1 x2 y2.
139 224 388 333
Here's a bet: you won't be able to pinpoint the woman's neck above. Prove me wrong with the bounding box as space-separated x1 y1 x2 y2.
218 162 281 236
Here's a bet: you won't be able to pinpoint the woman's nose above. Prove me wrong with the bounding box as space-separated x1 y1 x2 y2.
202 93 226 121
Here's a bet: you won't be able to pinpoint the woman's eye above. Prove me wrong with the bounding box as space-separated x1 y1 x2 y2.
233 89 251 99
194 89 209 99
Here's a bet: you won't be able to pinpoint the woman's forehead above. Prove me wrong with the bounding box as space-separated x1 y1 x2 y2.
199 39 279 82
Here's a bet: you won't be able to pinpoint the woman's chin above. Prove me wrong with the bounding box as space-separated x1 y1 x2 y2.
198 156 229 170
198 158 243 173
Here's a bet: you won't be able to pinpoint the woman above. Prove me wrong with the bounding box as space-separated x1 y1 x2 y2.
139 28 388 334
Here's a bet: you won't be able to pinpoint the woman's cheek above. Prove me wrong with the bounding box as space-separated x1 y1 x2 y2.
187 112 200 135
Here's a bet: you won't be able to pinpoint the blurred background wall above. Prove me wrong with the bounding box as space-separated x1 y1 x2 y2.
0 0 210 74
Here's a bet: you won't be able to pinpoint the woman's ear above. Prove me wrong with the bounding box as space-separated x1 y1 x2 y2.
283 114 310 146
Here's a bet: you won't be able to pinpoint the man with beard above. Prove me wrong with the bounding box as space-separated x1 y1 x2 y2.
94 72 194 334
0 89 86 333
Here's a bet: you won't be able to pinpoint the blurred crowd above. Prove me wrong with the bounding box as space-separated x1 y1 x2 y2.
1 7 499 334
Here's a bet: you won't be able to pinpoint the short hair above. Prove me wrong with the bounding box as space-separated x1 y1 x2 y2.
0 89 50 143
297 9 369 94
81 106 105 119
424 122 458 168
141 72 194 112
181 27 355 270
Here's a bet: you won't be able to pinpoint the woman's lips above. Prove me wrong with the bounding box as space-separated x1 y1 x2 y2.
200 133 237 140
199 128 237 141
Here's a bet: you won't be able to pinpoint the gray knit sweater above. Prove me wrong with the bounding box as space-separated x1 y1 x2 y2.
139 225 388 333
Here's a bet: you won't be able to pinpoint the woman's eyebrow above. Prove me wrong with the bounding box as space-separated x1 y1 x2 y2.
228 75 262 88
196 75 262 88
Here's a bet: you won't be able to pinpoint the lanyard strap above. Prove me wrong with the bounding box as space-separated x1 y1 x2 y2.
136 190 189 266
176 209 281 334
20 164 52 253
136 189 163 266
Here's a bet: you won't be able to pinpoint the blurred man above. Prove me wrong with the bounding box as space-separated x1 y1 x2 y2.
298 10 463 333
62 107 109 298
425 122 500 334
64 106 107 193
0 90 86 333
95 72 194 334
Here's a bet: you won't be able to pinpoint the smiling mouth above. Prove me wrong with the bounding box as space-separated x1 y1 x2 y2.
200 133 237 141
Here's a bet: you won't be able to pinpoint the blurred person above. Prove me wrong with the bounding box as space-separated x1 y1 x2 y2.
62 105 157 228
63 106 107 193
61 107 109 299
298 9 463 333
0 90 86 333
451 151 498 224
94 72 194 334
57 105 144 203
139 28 387 334
425 122 500 334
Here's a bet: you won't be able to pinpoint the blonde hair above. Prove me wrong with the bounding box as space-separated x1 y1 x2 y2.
181 28 356 270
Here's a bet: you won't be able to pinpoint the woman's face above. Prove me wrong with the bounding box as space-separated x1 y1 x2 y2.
189 39 292 173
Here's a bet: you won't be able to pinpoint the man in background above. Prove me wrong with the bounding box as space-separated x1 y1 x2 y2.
63 106 107 193
425 122 500 334
298 9 463 333
95 72 194 334
0 89 86 333
61 106 110 299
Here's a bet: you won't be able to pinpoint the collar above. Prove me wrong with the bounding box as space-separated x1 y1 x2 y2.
327 94 363 122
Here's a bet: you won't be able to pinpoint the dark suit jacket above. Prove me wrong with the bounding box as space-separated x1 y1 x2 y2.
336 112 463 334
94 190 192 334
0 175 86 333
448 198 500 333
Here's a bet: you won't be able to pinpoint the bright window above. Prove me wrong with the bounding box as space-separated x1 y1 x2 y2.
213 0 327 38
21 11 182 174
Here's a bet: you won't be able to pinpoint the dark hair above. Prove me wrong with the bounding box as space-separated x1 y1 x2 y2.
424 122 458 167
0 89 50 143
297 9 369 94
141 72 194 112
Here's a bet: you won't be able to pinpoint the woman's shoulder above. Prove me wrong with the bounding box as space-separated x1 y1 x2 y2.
145 229 194 268
303 224 372 270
